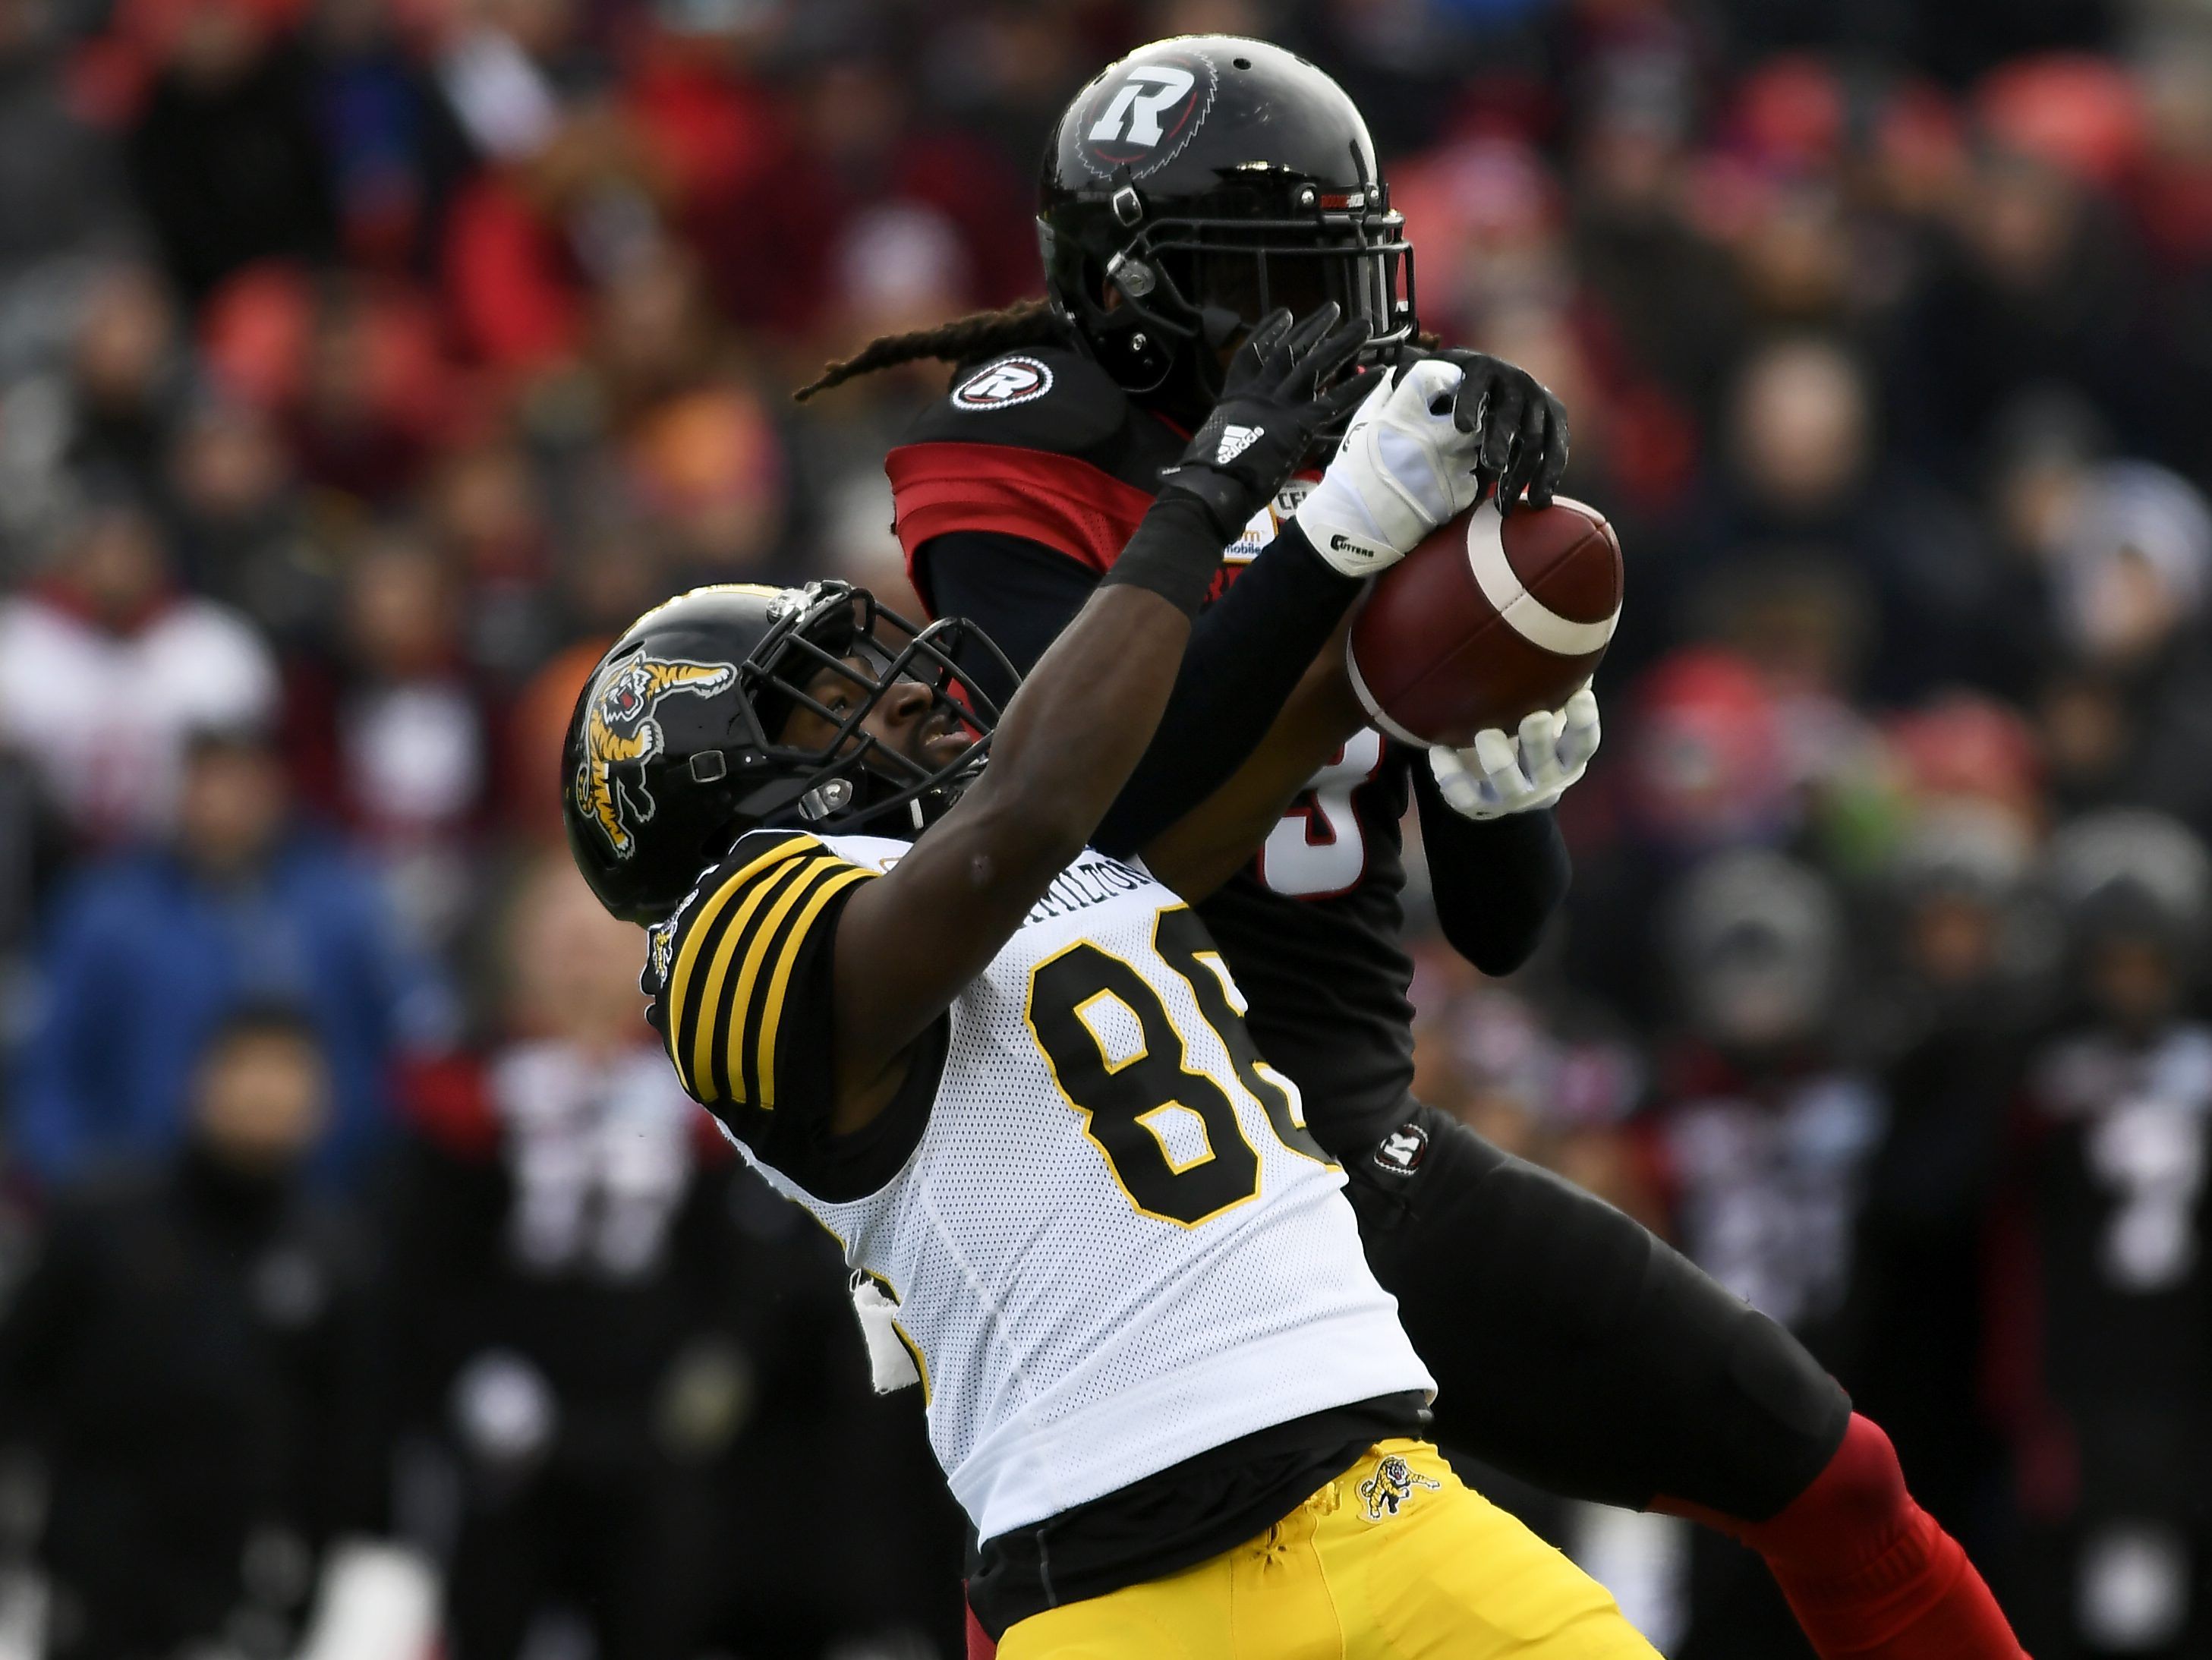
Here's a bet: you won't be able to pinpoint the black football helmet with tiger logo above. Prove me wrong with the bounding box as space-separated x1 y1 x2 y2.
562 583 1014 923
1039 35 1416 402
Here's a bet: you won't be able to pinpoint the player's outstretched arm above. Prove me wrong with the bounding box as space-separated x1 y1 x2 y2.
1136 622 1373 898
1136 661 1589 957
922 354 1570 847
1086 354 1499 855
1414 778 1572 975
827 307 1375 1121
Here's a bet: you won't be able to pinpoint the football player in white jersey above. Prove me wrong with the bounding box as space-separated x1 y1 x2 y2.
562 307 1657 1655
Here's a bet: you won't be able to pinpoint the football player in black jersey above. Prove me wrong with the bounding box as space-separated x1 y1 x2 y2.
794 36 2025 1660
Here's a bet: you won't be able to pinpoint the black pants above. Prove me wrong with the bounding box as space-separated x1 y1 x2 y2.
1342 1103 1852 1526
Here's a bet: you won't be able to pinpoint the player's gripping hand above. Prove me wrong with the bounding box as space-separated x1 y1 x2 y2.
1157 302 1377 543
1398 344 1570 516
1293 357 1489 578
1429 687 1601 820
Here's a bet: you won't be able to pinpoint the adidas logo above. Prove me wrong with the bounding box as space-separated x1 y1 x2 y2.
1215 424 1262 465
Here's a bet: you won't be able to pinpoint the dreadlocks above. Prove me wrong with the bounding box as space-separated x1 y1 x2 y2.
791 296 1440 404
792 298 1073 402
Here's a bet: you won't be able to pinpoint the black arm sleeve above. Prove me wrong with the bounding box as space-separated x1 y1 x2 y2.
1410 763 1572 977
920 532 1092 708
921 522 1365 858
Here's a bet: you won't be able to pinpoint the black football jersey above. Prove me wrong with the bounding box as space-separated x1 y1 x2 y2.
891 344 1419 1155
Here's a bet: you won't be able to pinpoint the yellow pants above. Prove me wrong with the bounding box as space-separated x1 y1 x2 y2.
997 1440 1659 1659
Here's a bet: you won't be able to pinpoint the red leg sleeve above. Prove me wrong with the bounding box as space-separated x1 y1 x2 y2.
965 1595 996 1660
1660 1413 2027 1660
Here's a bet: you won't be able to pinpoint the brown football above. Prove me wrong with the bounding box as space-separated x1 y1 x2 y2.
1347 496 1623 748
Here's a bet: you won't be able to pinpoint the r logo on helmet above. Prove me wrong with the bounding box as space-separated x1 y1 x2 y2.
574 655 736 858
953 356 1054 411
1078 49 1217 179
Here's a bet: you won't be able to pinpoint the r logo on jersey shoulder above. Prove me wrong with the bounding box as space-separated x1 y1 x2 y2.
953 356 1055 412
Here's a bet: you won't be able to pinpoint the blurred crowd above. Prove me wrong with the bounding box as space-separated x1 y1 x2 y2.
1 0 2210 1653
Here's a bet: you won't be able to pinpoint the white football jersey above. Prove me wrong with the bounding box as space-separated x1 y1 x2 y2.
648 827 1432 1542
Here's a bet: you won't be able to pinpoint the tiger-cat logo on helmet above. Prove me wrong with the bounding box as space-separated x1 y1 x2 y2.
574 655 736 858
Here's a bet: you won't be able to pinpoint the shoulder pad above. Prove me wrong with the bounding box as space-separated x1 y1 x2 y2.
650 830 877 1110
903 343 1142 461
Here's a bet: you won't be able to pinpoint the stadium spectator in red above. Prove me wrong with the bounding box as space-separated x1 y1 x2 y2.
284 528 501 952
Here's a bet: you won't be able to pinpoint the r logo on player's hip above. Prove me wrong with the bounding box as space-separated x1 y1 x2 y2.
1371 1121 1429 1177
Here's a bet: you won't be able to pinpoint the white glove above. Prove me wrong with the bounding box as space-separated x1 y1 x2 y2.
1293 358 1487 577
1429 688 1602 821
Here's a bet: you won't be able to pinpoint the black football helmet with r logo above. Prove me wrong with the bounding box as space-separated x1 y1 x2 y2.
562 583 1014 923
1040 36 1416 401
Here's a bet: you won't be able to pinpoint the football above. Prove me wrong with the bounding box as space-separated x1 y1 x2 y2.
1346 496 1623 748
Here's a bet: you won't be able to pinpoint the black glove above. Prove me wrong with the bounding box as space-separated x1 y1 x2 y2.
1158 304 1378 542
1395 344 1571 516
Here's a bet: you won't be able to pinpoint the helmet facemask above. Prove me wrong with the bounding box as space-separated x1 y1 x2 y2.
1125 191 1412 374
1046 180 1416 404
735 584 1014 838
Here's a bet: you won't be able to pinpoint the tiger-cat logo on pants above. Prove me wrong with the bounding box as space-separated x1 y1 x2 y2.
1359 1453 1442 1522
574 655 736 858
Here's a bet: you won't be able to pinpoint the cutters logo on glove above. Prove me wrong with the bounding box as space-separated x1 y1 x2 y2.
1293 359 1489 578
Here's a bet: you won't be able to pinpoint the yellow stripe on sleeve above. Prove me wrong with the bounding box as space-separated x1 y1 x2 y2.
665 834 815 1095
690 855 837 1101
665 879 754 1098
725 858 856 1107
753 864 874 1109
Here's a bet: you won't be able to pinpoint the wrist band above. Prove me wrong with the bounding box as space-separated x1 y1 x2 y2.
1098 494 1224 619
